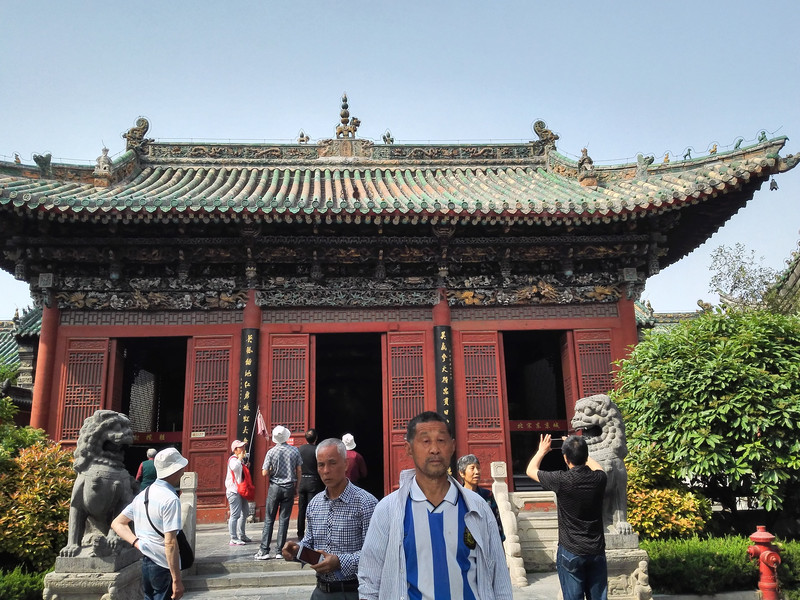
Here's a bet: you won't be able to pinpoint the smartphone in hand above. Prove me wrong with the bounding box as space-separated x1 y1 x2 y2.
296 543 323 565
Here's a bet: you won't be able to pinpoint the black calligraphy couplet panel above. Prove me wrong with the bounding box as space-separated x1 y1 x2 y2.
237 328 259 446
434 326 454 430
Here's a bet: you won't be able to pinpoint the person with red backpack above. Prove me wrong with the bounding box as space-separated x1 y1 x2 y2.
227 440 254 546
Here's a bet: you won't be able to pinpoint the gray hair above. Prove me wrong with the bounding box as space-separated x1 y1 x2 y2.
456 454 480 475
316 437 347 461
147 448 157 459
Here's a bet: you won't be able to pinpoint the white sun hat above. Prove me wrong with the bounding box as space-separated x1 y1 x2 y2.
154 447 189 479
342 433 356 450
272 425 291 444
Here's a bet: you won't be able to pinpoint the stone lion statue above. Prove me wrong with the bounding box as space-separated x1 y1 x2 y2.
60 410 137 557
571 394 633 534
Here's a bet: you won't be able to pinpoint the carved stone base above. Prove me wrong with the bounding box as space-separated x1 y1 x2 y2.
43 560 141 600
606 547 651 600
55 547 139 573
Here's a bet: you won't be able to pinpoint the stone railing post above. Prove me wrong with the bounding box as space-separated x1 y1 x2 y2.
491 461 528 587
180 472 198 553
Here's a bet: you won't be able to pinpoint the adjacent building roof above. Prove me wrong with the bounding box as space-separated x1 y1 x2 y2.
0 321 19 367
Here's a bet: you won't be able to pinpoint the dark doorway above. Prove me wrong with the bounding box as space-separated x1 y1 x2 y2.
315 333 384 500
503 330 567 490
118 337 188 475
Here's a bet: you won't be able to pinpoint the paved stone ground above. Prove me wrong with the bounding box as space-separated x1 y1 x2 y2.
183 522 560 599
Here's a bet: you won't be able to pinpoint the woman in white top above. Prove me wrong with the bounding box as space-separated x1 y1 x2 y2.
227 440 251 545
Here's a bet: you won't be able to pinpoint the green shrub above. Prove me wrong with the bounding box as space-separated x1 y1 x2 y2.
0 441 74 571
0 567 46 600
642 536 800 596
0 396 47 474
641 536 758 594
778 539 800 595
627 443 711 539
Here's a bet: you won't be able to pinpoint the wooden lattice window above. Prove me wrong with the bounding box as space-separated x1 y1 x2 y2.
463 340 501 429
576 330 613 397
270 338 308 435
61 339 108 440
389 338 425 431
192 342 230 437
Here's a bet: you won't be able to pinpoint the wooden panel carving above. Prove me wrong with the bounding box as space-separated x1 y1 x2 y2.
60 337 109 440
385 331 427 491
574 330 613 397
185 335 234 511
268 334 309 435
457 331 508 487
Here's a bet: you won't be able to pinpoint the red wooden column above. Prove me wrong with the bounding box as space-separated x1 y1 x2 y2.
29 303 60 433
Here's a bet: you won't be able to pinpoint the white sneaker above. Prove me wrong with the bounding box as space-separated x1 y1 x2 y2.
254 549 272 560
229 539 246 546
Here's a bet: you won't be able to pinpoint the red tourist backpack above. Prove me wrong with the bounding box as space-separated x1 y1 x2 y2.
230 460 255 501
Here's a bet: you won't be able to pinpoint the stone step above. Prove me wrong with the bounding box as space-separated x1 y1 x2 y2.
184 565 316 591
194 558 307 576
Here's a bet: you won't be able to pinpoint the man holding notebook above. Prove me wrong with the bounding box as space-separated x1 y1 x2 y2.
281 437 377 599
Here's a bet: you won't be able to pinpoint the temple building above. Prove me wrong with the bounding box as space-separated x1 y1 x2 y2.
1 100 796 520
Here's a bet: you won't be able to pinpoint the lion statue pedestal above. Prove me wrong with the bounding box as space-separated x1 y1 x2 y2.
44 410 141 600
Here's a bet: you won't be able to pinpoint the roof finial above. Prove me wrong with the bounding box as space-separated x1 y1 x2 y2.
335 93 360 138
340 94 349 126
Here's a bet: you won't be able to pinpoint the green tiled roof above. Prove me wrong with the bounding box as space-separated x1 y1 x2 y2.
0 322 19 367
14 306 41 338
0 138 794 227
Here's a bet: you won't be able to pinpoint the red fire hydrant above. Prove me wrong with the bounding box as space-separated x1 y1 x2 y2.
747 525 781 600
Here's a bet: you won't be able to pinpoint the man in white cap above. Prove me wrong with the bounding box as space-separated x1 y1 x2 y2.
255 425 302 560
227 439 252 545
112 447 189 600
342 433 367 487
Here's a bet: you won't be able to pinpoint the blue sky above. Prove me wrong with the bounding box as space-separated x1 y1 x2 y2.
1 1 798 318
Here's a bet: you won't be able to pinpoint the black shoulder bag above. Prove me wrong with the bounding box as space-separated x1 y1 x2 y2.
143 486 195 570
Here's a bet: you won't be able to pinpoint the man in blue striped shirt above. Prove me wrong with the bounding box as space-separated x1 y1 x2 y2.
282 438 377 599
358 411 512 600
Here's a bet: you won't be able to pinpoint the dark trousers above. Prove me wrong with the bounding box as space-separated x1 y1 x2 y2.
556 545 608 600
297 476 323 538
260 483 295 554
142 555 173 600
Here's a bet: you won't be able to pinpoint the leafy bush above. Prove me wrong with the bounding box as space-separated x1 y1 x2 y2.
626 443 711 539
0 434 74 571
0 566 47 600
0 363 18 385
642 536 800 596
641 536 758 594
615 309 800 516
0 397 47 470
778 539 800 597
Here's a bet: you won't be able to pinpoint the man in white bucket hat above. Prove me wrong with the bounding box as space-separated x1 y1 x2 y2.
254 425 302 560
112 447 189 600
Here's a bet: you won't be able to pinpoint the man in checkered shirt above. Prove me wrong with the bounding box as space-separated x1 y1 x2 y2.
281 437 378 599
255 425 303 560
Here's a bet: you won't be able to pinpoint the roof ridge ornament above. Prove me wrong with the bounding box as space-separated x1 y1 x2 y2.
123 117 153 152
578 148 597 187
33 153 52 178
335 94 360 139
533 120 559 149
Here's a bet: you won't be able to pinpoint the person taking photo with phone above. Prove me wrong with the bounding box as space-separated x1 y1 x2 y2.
281 437 378 599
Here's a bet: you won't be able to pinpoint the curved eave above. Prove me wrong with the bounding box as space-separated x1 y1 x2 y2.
0 138 793 227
